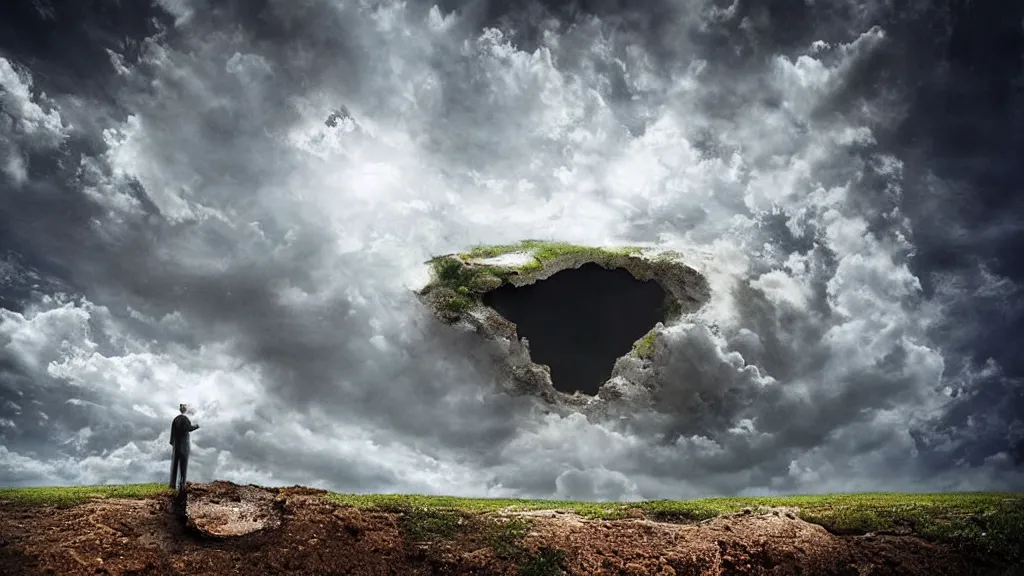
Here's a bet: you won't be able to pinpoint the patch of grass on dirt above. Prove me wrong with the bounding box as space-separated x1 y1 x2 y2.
0 483 170 507
373 503 568 574
636 493 1024 563
440 291 474 313
518 548 568 576
328 493 627 518
398 507 468 542
334 493 476 543
479 517 567 576
426 256 511 311
483 516 534 559
328 492 1024 563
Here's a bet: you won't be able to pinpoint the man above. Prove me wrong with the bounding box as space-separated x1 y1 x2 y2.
169 403 200 494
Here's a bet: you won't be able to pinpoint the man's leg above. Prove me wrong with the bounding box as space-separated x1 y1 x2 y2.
170 452 179 490
178 453 189 494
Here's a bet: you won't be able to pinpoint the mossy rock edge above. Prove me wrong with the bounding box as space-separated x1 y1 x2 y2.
416 241 711 408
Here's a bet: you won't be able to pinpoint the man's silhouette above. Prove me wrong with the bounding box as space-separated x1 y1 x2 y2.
169 403 199 494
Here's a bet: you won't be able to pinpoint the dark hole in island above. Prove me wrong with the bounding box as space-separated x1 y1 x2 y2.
482 263 671 396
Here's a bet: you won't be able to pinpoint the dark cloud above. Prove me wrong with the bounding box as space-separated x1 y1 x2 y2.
0 0 1022 496
0 0 173 97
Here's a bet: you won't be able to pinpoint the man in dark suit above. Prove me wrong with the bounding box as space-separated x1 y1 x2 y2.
169 403 200 494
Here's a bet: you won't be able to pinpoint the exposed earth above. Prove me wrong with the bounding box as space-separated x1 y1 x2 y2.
1 481 1018 575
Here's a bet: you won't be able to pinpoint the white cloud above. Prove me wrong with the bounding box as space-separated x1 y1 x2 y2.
0 57 69 184
555 467 642 502
0 58 67 146
154 0 194 26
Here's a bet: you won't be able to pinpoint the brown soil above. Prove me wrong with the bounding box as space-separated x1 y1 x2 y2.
0 481 1015 576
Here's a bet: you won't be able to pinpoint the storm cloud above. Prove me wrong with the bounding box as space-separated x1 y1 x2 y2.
0 0 1022 499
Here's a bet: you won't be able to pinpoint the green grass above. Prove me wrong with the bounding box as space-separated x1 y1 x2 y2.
426 241 647 314
480 517 567 576
631 331 656 359
517 548 567 576
427 256 511 310
484 516 534 559
396 507 467 542
461 240 642 270
4 485 1021 565
0 483 170 507
328 492 1024 563
327 492 629 518
341 493 556 572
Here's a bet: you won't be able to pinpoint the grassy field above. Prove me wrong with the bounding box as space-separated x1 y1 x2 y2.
2 485 1021 562
0 483 172 507
329 492 1024 558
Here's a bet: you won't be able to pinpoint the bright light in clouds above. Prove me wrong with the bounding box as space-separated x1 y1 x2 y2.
0 0 1022 497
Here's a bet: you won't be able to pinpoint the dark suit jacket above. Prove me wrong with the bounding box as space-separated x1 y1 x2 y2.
169 414 199 455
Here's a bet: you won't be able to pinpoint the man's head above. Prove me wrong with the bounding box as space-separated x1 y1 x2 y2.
179 403 187 414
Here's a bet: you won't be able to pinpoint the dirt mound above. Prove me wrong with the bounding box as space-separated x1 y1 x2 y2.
523 507 971 576
183 481 281 538
0 483 1016 575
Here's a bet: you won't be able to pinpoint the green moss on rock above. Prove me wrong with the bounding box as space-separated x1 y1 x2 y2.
417 241 709 400
631 332 657 360
461 240 641 271
419 240 708 329
427 256 509 294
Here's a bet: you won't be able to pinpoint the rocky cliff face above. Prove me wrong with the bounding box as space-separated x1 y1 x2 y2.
416 241 711 413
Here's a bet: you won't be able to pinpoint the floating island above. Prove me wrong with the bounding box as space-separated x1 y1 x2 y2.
417 241 711 412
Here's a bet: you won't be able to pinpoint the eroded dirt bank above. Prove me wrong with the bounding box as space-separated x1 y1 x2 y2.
0 482 1015 575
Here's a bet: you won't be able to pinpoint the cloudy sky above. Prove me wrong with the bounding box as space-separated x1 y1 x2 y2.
0 0 1021 500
